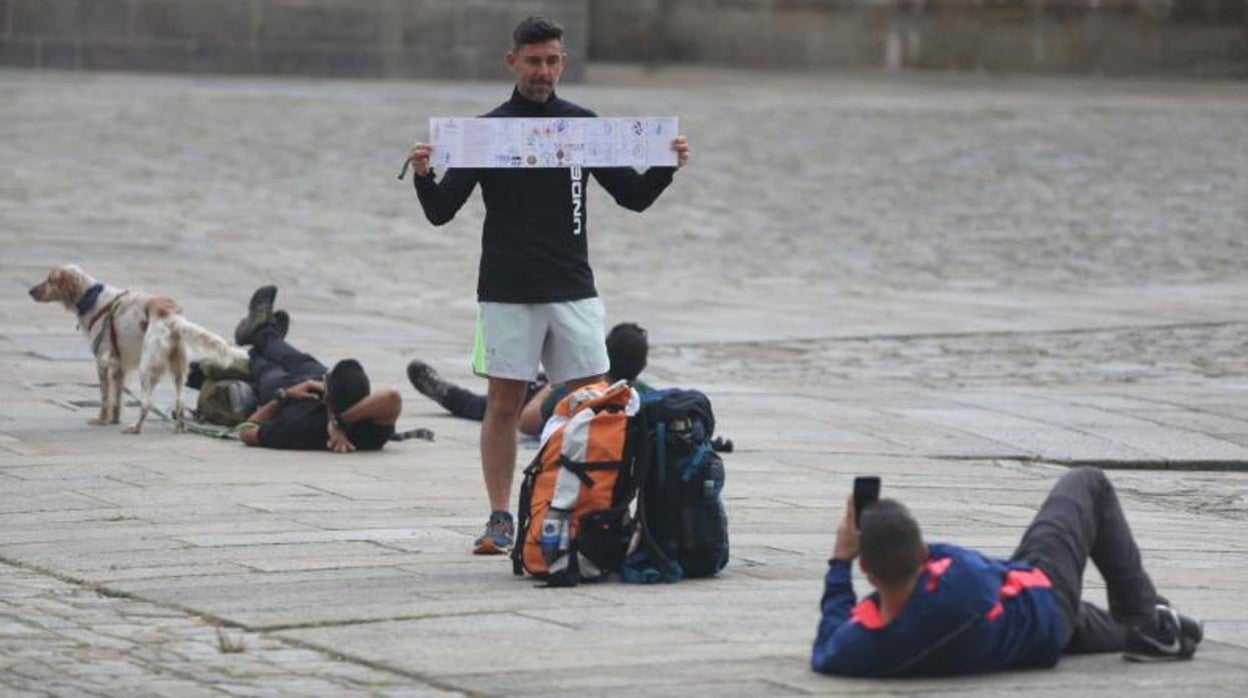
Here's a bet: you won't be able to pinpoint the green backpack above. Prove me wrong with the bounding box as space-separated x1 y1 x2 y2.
195 378 257 426
193 359 257 426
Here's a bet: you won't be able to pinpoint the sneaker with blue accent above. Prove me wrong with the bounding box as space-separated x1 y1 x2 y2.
473 510 514 555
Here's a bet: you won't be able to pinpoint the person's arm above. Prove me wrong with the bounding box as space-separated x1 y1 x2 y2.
244 379 322 425
812 560 860 674
239 425 262 447
812 496 867 675
517 384 553 436
407 142 478 225
339 387 402 427
238 396 283 445
326 420 355 453
590 135 689 211
324 389 401 454
245 400 281 425
286 379 324 399
239 379 324 448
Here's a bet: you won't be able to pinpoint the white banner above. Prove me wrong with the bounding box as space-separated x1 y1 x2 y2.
429 117 679 169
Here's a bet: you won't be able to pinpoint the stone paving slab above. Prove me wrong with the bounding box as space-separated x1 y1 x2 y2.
946 392 1248 462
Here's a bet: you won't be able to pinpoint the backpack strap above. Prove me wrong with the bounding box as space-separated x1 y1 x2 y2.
624 409 683 583
681 441 712 483
654 421 667 486
511 448 545 576
540 406 599 580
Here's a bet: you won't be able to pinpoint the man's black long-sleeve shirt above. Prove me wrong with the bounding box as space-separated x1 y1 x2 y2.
413 89 675 303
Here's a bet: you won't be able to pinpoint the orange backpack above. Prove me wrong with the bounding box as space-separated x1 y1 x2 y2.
512 381 639 586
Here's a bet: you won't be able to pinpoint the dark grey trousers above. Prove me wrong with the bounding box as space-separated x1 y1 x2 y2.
248 327 327 404
1011 466 1159 654
440 379 546 422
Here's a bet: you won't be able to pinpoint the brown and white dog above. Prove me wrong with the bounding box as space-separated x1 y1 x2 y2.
29 264 248 434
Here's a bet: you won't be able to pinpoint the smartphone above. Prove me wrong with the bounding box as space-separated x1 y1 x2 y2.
853 476 881 528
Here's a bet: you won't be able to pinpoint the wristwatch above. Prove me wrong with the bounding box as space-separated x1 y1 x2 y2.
275 388 289 406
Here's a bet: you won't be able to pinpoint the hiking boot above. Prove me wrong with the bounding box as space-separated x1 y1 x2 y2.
1123 605 1202 662
407 360 452 404
473 510 514 555
273 310 290 339
234 285 277 346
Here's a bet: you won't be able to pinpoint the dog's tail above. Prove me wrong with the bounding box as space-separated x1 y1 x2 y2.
168 316 249 368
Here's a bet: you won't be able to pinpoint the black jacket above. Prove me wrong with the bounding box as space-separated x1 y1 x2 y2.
413 89 675 303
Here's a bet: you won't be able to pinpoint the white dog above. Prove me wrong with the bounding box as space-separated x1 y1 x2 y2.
29 264 248 434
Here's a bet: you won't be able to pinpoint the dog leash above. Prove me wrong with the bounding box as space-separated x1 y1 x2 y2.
120 389 242 439
127 391 438 444
86 291 128 359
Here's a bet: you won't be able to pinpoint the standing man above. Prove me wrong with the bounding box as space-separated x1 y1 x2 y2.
406 17 690 554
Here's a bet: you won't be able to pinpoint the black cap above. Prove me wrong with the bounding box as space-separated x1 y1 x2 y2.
326 359 370 417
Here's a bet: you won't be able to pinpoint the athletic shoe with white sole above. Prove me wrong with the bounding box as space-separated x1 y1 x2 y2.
1123 604 1202 662
473 510 514 555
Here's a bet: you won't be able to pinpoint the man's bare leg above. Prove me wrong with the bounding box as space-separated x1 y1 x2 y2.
482 377 530 511
473 377 531 554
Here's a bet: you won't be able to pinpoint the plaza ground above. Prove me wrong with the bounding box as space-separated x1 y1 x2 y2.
1 66 1247 694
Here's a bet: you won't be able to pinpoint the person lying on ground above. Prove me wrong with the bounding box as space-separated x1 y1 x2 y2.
225 286 401 452
812 466 1203 677
407 322 653 437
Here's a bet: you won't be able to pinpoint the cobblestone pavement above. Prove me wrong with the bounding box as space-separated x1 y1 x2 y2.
668 321 1248 392
2 66 1247 694
0 561 453 696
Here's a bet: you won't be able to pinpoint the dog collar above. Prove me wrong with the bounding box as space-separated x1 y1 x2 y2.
76 283 105 316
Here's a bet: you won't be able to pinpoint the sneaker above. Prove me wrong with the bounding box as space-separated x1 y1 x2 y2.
407 360 452 404
473 510 514 555
234 285 277 346
1123 605 1202 662
1166 604 1204 647
273 310 290 339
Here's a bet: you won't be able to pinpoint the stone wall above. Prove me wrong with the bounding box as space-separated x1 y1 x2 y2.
591 0 1248 77
2 1 1244 78
0 0 589 80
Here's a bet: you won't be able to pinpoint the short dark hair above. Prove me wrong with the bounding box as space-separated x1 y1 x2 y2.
513 16 564 48
859 499 926 586
326 359 370 417
606 322 648 383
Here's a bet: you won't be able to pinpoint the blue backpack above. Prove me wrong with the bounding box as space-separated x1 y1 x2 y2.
622 389 729 583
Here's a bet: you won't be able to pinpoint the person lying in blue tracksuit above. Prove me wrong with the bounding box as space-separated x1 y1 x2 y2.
812 467 1203 677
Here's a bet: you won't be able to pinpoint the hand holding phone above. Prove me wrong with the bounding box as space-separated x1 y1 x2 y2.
853 476 881 529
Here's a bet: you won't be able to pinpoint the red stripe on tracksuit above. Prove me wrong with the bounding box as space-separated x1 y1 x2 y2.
987 567 1053 623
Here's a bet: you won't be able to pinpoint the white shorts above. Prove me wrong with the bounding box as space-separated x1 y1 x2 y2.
472 298 609 385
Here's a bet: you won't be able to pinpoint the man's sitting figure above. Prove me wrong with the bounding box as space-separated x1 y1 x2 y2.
812 466 1203 677
407 322 653 436
232 286 400 452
